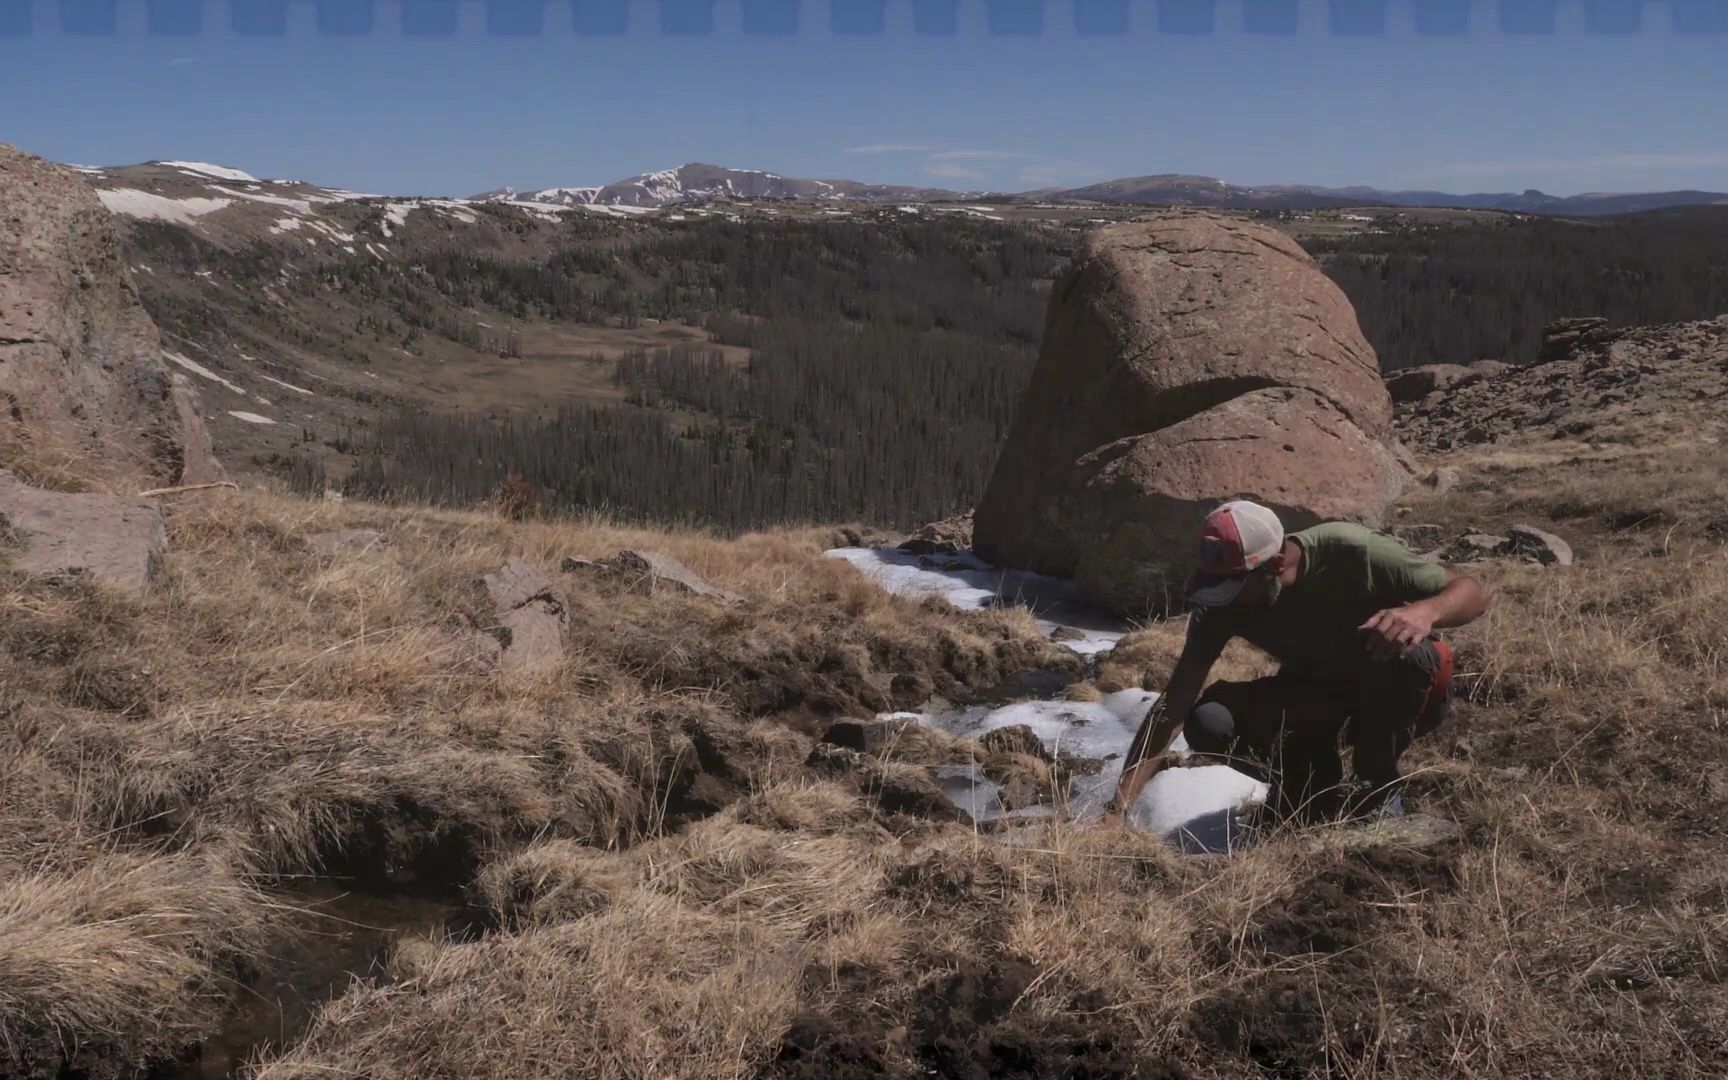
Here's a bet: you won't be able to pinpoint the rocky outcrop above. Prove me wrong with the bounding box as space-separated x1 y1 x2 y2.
0 143 218 489
0 470 167 593
1397 317 1728 453
1385 360 1514 404
973 213 1405 613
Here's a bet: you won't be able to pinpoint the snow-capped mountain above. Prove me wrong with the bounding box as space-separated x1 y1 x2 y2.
474 163 976 208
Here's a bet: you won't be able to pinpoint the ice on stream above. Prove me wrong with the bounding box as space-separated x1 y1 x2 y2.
888 691 1268 853
822 547 1125 657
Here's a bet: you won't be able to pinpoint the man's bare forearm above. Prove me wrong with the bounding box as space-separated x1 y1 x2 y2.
1414 573 1489 629
1108 657 1208 813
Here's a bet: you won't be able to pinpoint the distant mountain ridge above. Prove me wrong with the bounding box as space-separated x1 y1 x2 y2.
474 163 978 208
477 163 1727 216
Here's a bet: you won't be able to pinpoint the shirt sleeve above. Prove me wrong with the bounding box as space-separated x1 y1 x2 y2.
1183 605 1234 665
1364 531 1450 603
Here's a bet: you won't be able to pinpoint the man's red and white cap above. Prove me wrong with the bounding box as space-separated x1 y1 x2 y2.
1188 499 1286 607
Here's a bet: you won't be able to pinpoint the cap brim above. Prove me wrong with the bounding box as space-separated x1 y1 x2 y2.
1188 572 1250 608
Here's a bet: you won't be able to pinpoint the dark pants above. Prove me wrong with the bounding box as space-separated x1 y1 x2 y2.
1182 640 1451 820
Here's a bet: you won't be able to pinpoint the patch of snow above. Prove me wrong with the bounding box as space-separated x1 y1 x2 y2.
227 410 276 425
210 186 313 213
269 216 305 234
822 547 1124 658
896 205 921 214
163 350 245 397
380 202 415 236
258 374 315 396
69 164 106 175
893 691 1269 851
162 161 259 182
97 188 232 225
306 219 356 244
365 242 388 260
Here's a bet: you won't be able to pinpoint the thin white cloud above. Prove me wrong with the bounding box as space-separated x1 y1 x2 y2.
926 163 987 181
843 143 930 155
1438 152 1728 179
1018 163 1100 187
928 149 1029 162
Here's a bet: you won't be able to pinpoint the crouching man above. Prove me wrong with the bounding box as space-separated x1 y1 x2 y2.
1101 499 1489 826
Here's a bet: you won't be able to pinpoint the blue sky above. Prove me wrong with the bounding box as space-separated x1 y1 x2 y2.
2 0 1723 197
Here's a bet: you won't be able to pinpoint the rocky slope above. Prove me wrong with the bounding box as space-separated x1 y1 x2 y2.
1395 315 1728 454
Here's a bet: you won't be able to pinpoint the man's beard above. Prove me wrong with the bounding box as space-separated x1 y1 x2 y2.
1262 575 1283 607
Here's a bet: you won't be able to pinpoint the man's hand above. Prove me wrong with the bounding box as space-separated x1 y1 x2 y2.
1360 602 1436 661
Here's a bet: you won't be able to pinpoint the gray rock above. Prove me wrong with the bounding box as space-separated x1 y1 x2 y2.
1459 533 1510 554
1423 466 1460 494
481 559 569 677
0 470 166 594
605 549 740 603
899 513 973 556
1507 524 1574 567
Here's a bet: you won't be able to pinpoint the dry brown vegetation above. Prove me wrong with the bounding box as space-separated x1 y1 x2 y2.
4 432 1727 1078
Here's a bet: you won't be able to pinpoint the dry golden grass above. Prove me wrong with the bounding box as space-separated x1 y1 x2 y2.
5 438 1728 1078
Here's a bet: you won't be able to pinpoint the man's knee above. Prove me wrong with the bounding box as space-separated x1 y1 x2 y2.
1184 700 1236 755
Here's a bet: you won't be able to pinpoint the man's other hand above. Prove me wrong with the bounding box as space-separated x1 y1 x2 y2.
1360 603 1436 661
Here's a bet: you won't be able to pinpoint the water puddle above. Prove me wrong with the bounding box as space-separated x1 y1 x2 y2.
179 882 460 1078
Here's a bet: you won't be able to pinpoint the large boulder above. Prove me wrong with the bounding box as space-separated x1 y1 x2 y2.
0 143 217 489
973 213 1406 613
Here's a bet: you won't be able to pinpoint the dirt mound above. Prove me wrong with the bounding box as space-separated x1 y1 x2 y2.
973 212 1406 613
1397 315 1728 454
0 143 217 490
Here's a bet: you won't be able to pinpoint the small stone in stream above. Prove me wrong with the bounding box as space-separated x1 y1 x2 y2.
820 718 914 756
1049 626 1087 643
980 724 1049 761
1507 524 1574 567
918 556 940 569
